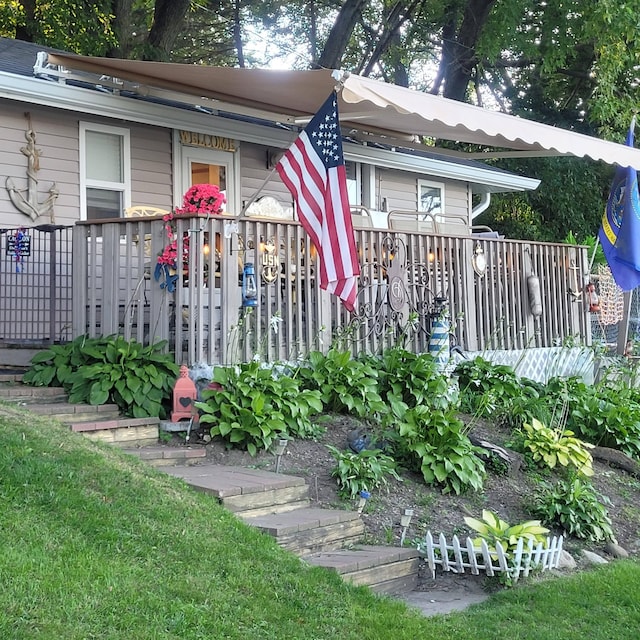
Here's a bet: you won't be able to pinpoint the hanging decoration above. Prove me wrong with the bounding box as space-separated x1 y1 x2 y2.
6 227 30 272
5 113 59 223
154 183 226 292
586 282 601 313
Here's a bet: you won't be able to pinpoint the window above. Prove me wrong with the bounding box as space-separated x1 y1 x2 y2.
345 161 361 206
418 180 444 219
80 123 131 220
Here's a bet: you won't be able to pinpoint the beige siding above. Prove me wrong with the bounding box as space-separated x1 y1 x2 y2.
0 100 80 226
240 143 294 207
0 101 173 228
130 125 173 209
378 168 469 219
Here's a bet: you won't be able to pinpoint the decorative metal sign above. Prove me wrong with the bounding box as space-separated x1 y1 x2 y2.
261 239 279 284
6 232 31 257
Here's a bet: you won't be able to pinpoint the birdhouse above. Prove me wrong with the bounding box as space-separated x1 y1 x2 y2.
171 365 197 422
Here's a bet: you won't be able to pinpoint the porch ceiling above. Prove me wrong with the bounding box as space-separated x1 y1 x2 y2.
47 53 640 170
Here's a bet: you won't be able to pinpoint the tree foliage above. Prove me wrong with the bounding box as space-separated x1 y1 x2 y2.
4 0 638 241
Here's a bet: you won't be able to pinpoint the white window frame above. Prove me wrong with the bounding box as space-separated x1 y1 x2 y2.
79 122 131 220
418 179 445 222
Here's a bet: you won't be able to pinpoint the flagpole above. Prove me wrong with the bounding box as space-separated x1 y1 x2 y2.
239 165 281 217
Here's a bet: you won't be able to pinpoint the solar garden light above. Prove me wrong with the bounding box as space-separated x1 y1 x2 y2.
273 438 288 473
400 508 414 546
357 490 371 513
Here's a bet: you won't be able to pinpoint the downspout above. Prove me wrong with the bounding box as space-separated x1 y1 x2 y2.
471 192 491 220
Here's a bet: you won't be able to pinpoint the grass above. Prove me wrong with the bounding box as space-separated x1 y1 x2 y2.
1 406 640 639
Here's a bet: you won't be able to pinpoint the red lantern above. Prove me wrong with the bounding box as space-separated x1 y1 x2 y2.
171 365 198 422
586 282 600 313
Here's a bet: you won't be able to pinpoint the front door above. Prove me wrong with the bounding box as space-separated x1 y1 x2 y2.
179 146 237 215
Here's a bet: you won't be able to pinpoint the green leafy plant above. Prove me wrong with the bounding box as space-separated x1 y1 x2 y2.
464 509 550 555
297 348 385 417
455 357 534 417
376 347 456 411
25 335 179 418
326 445 400 499
24 335 108 388
521 417 594 477
533 475 614 543
196 362 323 456
385 404 486 495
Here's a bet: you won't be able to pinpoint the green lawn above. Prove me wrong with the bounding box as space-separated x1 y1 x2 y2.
1 406 639 639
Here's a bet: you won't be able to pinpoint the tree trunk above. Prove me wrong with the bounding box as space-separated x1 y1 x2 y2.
316 0 367 70
233 0 245 67
15 0 36 42
442 0 497 102
145 0 191 61
107 0 135 58
359 1 421 80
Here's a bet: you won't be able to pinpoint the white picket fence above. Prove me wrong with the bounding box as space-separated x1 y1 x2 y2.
421 531 564 583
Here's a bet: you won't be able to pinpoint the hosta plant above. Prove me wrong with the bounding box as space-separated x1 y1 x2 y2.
327 445 401 499
521 417 594 477
385 404 486 495
25 335 179 418
297 348 385 417
464 509 550 555
197 362 323 456
533 475 614 543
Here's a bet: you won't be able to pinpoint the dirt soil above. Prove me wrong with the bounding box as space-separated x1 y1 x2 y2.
182 412 640 562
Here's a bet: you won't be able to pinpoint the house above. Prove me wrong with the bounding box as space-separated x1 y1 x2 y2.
2 37 637 376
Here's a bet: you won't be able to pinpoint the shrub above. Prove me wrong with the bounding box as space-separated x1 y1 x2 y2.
533 475 614 542
196 362 323 456
327 445 400 499
25 335 179 418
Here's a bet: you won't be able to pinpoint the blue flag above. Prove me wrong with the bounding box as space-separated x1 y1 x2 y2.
599 119 640 291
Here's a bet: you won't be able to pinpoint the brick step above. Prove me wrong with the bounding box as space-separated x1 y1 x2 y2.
164 464 309 515
0 373 25 384
124 445 207 467
243 507 365 555
304 546 421 595
68 416 160 447
26 402 121 422
0 384 68 402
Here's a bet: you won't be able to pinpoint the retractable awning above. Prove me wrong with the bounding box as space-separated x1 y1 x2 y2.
46 53 640 169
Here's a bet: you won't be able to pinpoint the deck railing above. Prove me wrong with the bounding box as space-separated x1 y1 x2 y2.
71 214 591 365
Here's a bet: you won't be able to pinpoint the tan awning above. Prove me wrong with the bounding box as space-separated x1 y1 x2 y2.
47 53 640 169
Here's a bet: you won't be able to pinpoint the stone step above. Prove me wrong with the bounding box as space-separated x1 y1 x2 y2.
243 507 365 555
26 401 121 422
304 546 421 595
0 383 68 402
163 464 309 515
124 445 207 467
68 416 160 447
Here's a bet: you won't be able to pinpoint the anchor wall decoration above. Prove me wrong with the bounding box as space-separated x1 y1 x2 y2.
5 112 59 223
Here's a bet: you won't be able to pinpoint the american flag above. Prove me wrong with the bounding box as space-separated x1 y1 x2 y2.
276 92 360 311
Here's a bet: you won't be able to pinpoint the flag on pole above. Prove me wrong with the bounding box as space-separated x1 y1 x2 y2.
276 92 360 311
599 118 640 291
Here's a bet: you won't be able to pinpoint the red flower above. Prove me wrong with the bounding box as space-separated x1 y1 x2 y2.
174 183 226 216
156 184 223 275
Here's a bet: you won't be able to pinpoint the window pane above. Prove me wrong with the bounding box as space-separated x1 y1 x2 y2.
86 131 123 182
419 184 442 215
86 188 122 220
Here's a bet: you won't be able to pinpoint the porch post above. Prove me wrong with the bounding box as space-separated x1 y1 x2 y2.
72 224 87 339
